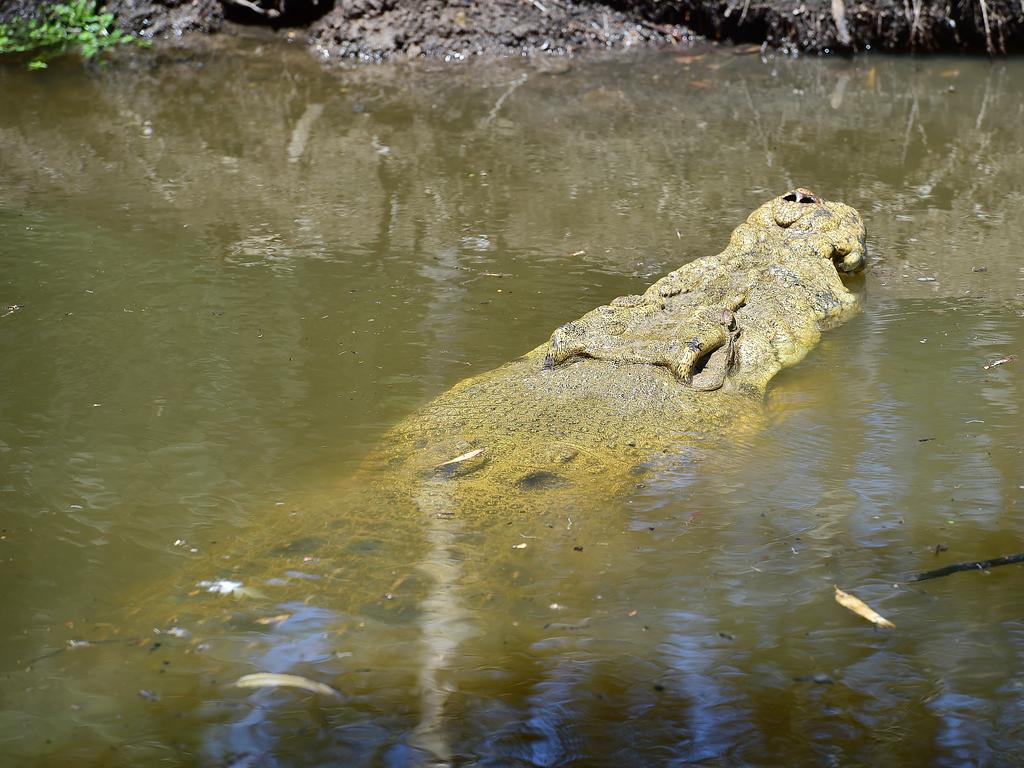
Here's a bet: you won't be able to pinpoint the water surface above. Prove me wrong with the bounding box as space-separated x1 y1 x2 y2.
1 38 1023 767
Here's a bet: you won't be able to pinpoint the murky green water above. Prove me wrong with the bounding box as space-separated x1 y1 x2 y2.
2 37 1023 767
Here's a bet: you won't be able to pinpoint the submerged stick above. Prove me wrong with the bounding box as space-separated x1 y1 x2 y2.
911 552 1024 582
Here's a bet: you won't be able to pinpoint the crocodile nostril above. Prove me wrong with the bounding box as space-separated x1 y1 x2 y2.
783 192 798 202
798 193 817 204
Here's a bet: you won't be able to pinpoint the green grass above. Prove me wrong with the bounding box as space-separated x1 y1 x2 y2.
0 1 148 69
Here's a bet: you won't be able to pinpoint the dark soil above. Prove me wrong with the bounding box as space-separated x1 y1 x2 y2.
6 0 1024 60
107 0 225 37
664 0 1024 55
308 0 690 62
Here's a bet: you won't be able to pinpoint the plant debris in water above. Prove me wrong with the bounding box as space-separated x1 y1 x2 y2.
983 354 1017 370
834 585 895 629
233 672 342 698
912 552 1024 582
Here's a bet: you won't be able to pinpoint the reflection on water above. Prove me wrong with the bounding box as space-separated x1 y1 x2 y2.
1 37 1023 766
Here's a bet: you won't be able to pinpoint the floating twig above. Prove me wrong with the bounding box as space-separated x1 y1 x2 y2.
25 637 140 667
983 354 1016 370
911 552 1024 582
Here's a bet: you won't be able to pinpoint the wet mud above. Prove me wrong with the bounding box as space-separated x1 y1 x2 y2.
7 0 1024 61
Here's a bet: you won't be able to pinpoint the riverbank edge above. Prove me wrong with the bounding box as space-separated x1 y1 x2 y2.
4 0 1024 62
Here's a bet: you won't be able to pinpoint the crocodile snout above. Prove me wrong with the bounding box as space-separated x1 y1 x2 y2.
834 242 866 273
782 190 818 204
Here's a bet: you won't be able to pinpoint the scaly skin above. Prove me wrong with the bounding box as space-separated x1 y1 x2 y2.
365 188 866 516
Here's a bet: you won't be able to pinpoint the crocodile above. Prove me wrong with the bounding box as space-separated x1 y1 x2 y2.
364 187 866 514
78 189 865 765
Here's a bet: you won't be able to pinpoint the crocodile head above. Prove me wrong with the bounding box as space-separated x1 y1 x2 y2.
749 187 867 274
543 188 867 391
713 188 867 390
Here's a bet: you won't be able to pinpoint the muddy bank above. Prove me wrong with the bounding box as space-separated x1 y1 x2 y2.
6 0 1024 61
305 0 689 62
669 0 1024 54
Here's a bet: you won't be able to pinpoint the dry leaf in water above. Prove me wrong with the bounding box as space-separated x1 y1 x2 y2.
438 448 483 467
834 586 895 629
233 673 342 698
